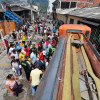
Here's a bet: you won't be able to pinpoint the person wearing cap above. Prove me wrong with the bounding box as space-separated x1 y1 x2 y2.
30 65 43 96
21 55 31 81
19 50 26 62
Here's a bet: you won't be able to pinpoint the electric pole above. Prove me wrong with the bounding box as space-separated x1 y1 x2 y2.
30 0 34 23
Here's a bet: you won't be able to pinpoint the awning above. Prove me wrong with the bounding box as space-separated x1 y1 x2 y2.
79 20 100 27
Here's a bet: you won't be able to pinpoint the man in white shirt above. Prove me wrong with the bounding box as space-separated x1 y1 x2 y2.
28 34 32 46
8 44 15 57
30 65 43 96
11 49 19 60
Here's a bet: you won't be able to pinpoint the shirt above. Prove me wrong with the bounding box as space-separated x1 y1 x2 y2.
30 52 36 63
15 42 21 50
30 69 42 86
11 52 19 59
28 36 32 42
19 53 26 61
12 62 19 68
24 47 30 56
6 80 16 89
9 47 15 54
39 52 44 60
21 35 25 41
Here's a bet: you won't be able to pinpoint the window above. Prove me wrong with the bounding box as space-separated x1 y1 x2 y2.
70 2 77 8
69 18 74 24
85 31 90 38
61 2 70 9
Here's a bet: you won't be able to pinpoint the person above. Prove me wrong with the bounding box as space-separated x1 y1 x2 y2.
39 49 44 61
52 26 56 34
15 41 21 53
30 65 43 96
12 31 16 40
29 44 37 55
11 49 19 61
33 60 46 72
37 25 40 34
21 33 25 45
30 51 37 65
35 26 37 34
48 48 53 57
6 74 22 96
24 45 30 56
8 44 15 57
11 59 21 76
27 34 32 46
21 55 31 81
19 50 26 62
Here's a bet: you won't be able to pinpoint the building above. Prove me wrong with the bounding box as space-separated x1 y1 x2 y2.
0 4 16 35
55 0 100 23
9 2 39 24
63 7 100 53
59 0 100 9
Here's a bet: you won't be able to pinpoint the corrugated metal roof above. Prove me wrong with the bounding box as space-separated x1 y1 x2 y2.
68 7 100 20
56 8 76 14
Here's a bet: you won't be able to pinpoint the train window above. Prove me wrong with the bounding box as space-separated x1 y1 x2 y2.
85 31 89 38
67 30 82 33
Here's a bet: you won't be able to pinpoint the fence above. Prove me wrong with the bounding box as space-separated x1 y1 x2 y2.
90 27 100 53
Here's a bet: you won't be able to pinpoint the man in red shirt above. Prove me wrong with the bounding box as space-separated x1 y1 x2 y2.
35 26 37 34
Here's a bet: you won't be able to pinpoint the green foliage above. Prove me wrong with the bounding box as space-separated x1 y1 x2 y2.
34 0 48 14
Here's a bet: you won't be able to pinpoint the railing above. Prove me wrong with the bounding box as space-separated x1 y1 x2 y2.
34 35 67 100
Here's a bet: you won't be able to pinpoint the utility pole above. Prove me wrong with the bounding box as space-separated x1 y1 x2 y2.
30 0 34 23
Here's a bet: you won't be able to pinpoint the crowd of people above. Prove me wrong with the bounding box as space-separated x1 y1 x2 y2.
5 19 59 97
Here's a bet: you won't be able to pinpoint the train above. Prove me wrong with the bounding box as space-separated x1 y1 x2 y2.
33 24 100 100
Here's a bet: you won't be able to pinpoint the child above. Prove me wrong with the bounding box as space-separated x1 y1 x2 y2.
11 58 21 76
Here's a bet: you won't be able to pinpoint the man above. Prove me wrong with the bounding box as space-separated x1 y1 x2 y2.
29 44 37 55
32 60 46 72
8 44 15 57
12 31 16 40
30 65 43 96
11 49 19 61
21 55 31 81
30 51 37 65
27 34 32 46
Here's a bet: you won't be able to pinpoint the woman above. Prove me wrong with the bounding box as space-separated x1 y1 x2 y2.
6 74 22 96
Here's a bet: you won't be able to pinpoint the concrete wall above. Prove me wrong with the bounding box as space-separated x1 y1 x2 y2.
57 14 67 23
67 15 83 24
